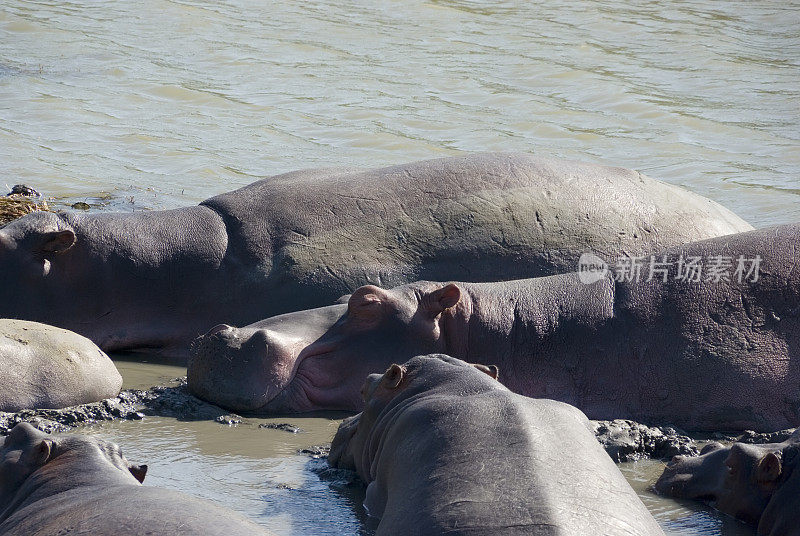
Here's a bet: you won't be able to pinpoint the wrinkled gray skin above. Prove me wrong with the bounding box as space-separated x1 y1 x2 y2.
655 430 800 535
328 354 664 536
0 153 751 357
0 319 122 412
190 223 799 431
0 422 272 536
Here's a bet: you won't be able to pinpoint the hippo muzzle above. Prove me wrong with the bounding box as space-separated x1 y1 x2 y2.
188 325 292 412
654 443 729 501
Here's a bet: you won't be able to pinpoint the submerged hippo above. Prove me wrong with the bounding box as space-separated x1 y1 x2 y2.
328 354 664 535
0 422 273 535
655 431 800 535
0 153 750 357
189 223 800 431
0 319 122 412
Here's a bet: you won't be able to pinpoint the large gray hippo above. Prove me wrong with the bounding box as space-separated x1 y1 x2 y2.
655 431 800 535
0 319 122 412
0 422 273 535
0 153 750 357
189 223 799 431
328 354 664 535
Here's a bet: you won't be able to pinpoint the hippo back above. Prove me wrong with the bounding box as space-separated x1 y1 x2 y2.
333 355 664 536
201 153 752 315
0 319 122 412
0 485 272 536
379 392 663 535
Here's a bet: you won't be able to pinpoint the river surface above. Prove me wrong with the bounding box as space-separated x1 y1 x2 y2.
2 1 798 534
0 1 798 226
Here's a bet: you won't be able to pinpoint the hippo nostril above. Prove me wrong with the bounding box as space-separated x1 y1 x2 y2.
669 455 684 465
243 329 273 357
206 324 235 337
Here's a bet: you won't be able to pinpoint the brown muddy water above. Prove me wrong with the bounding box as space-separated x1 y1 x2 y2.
3 0 798 533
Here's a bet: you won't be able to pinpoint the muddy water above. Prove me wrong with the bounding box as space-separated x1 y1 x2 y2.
61 358 755 535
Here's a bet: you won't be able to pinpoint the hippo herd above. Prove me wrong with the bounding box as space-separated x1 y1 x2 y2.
1 153 798 535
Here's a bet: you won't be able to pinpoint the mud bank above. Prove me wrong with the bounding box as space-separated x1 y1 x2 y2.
2 378 793 463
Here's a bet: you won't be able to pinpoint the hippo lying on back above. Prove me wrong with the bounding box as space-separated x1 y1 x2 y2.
0 153 750 357
189 223 800 431
655 431 800 535
0 319 122 412
328 354 664 535
0 422 273 535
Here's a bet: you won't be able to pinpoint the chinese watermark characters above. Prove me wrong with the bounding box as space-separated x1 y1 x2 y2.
578 253 761 285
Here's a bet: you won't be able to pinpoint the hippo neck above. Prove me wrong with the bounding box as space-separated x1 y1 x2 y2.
0 450 134 523
444 273 616 376
63 206 229 264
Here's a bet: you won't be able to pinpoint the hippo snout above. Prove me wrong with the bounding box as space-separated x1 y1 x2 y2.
205 323 237 338
188 325 302 414
654 467 689 496
199 324 243 347
188 328 273 412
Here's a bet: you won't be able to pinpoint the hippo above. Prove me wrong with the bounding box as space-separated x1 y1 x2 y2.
189 223 799 431
328 354 665 535
0 319 122 412
655 430 800 535
0 153 751 357
0 422 273 535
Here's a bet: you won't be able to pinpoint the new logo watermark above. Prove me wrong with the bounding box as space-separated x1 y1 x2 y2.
578 253 610 284
577 253 762 284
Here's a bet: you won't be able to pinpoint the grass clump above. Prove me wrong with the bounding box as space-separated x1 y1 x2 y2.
0 194 51 226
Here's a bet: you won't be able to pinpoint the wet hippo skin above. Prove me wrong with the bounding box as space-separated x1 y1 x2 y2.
0 423 273 536
328 354 665 536
655 430 800 535
189 223 799 431
0 153 751 358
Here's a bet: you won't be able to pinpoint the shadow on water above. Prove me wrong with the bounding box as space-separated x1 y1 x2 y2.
262 457 379 536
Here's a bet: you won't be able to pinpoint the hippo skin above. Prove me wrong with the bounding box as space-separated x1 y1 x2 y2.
0 153 750 357
655 430 800 535
0 422 273 536
189 223 800 431
0 319 122 412
328 354 665 536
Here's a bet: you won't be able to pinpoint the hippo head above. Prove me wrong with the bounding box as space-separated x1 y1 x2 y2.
188 281 466 413
329 354 499 482
0 423 147 513
655 438 797 527
0 211 77 319
0 211 76 275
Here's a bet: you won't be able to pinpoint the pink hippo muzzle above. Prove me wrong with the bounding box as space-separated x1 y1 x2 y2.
187 304 347 413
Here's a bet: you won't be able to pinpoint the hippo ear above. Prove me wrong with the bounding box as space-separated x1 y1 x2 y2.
129 464 148 483
757 452 782 485
348 285 388 319
39 230 76 254
29 439 53 467
424 284 461 317
383 364 405 389
471 363 499 380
